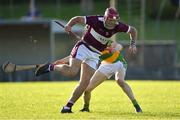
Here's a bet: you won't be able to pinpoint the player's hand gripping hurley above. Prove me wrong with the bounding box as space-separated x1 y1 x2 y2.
53 20 81 40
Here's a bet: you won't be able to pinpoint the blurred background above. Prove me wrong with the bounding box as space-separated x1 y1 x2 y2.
0 0 180 81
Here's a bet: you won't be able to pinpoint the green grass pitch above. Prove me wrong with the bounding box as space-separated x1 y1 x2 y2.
0 80 180 120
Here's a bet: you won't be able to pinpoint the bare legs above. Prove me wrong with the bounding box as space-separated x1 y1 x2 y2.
83 71 107 106
54 58 81 77
61 62 95 113
68 62 95 103
116 79 135 101
83 70 142 112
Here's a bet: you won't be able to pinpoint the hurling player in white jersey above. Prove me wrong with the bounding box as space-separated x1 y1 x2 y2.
35 7 137 113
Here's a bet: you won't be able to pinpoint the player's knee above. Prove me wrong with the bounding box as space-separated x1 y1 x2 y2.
85 87 92 93
85 83 95 93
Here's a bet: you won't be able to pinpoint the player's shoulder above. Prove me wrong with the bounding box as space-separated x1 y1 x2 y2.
86 15 104 21
97 15 104 21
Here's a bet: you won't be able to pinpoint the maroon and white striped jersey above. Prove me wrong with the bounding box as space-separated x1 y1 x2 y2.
82 15 130 52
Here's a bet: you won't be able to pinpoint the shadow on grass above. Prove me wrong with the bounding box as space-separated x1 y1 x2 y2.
91 110 180 119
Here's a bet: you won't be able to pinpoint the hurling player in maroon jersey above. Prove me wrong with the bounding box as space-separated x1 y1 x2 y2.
35 7 137 113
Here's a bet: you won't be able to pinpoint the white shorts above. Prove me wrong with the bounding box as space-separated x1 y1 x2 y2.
98 61 126 80
71 42 100 70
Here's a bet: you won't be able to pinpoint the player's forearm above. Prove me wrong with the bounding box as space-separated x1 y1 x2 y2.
129 27 137 41
67 16 85 27
129 26 137 46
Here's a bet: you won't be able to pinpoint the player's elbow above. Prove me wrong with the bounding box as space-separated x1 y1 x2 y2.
129 26 137 39
129 26 137 36
72 16 85 24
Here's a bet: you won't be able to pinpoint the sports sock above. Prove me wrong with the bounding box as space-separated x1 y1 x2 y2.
65 101 74 109
132 99 138 106
83 103 89 109
48 64 54 71
131 99 142 112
